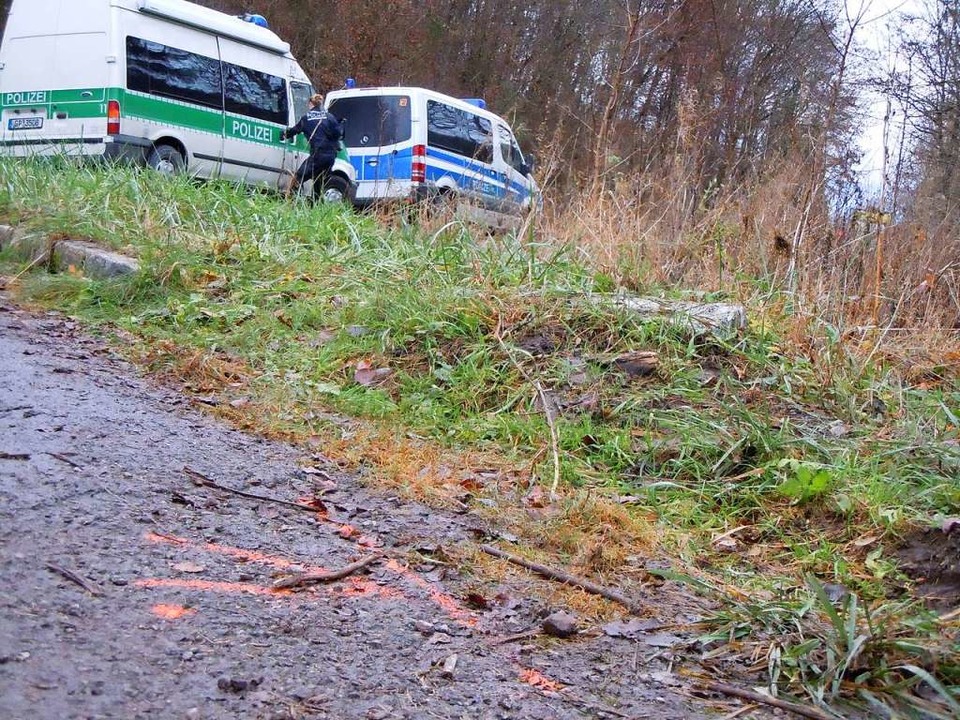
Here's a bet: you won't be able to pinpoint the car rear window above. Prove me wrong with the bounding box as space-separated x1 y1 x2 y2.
328 95 411 148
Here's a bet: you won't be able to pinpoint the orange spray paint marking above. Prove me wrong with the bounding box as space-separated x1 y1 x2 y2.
518 666 565 694
337 524 360 539
151 603 197 620
145 531 189 546
336 577 405 600
144 531 327 574
385 559 478 627
295 497 330 520
136 578 293 597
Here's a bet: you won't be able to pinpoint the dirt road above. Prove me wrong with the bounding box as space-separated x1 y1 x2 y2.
0 297 721 719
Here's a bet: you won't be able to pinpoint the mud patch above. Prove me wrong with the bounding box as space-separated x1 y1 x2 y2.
895 524 960 610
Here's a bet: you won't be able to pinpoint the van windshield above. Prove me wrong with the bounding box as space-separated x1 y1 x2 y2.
328 95 411 148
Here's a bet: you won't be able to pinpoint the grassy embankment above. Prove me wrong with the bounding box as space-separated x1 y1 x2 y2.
1 158 958 717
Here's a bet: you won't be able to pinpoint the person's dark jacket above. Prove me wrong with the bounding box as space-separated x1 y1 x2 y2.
281 109 343 158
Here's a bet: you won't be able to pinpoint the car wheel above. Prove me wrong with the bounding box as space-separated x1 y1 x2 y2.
147 145 185 176
316 174 350 203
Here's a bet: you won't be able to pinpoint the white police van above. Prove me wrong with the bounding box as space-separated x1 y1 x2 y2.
0 0 356 200
325 86 538 225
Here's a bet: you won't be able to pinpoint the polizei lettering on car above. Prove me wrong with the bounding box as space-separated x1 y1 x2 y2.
0 0 355 196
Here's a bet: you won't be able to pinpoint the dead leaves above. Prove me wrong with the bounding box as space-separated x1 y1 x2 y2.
354 359 392 387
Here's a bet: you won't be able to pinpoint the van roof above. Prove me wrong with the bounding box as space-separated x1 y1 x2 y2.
133 0 292 55
326 86 508 126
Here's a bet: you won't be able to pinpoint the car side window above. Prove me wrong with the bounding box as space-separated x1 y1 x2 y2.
126 36 222 110
428 100 493 164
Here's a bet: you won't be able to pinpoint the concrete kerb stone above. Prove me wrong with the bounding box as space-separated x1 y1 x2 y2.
0 223 139 278
54 240 140 277
594 293 748 339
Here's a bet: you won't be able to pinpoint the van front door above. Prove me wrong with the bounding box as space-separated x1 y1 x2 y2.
286 81 313 186
496 124 528 215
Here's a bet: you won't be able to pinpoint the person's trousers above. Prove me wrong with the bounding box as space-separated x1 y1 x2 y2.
295 151 336 185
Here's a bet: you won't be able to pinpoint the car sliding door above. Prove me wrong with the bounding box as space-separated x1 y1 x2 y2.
217 37 289 186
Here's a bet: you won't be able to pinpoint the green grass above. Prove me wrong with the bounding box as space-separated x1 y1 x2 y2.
2 157 958 716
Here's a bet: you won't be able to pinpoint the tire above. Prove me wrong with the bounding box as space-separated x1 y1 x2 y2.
146 145 185 176
315 173 351 204
424 188 457 219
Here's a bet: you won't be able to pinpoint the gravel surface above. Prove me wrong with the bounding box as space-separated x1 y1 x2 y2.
0 297 726 719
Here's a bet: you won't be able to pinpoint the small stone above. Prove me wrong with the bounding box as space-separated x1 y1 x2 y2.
217 677 261 694
542 611 579 638
413 620 435 635
440 653 458 679
828 421 849 438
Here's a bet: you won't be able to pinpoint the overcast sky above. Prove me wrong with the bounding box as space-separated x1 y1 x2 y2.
852 0 923 194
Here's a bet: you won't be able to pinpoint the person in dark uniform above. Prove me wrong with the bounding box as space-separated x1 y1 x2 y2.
280 93 343 197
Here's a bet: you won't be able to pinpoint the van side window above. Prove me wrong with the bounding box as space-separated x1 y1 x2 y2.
126 36 222 110
427 101 492 164
223 62 288 125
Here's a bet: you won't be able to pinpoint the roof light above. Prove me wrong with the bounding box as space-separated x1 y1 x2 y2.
242 13 268 28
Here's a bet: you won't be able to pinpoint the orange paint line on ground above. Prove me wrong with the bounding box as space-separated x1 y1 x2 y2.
144 531 327 574
385 559 478 627
336 577 405 601
151 603 197 620
518 666 565 694
145 531 189 546
135 577 293 597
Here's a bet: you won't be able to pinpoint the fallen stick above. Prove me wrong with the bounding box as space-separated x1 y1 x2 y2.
0 452 30 461
0 405 32 415
45 452 83 469
183 466 330 516
479 544 642 614
46 563 102 596
273 552 384 590
701 681 834 720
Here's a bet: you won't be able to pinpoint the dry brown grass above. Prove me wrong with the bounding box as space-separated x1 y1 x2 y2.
536 150 960 338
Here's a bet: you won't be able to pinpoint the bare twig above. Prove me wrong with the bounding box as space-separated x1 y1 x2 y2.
485 629 541 646
45 452 83 469
700 681 834 720
479 544 642 614
46 563 102 596
0 452 30 461
12 243 52 282
183 466 329 516
492 313 562 498
273 552 384 590
0 405 32 415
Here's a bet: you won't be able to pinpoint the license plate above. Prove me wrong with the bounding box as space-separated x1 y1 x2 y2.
8 117 43 130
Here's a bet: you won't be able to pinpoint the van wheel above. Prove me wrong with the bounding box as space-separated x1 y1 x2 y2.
316 174 350 203
425 188 456 219
147 145 185 175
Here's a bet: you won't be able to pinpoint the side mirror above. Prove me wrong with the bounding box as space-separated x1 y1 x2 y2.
522 154 535 175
